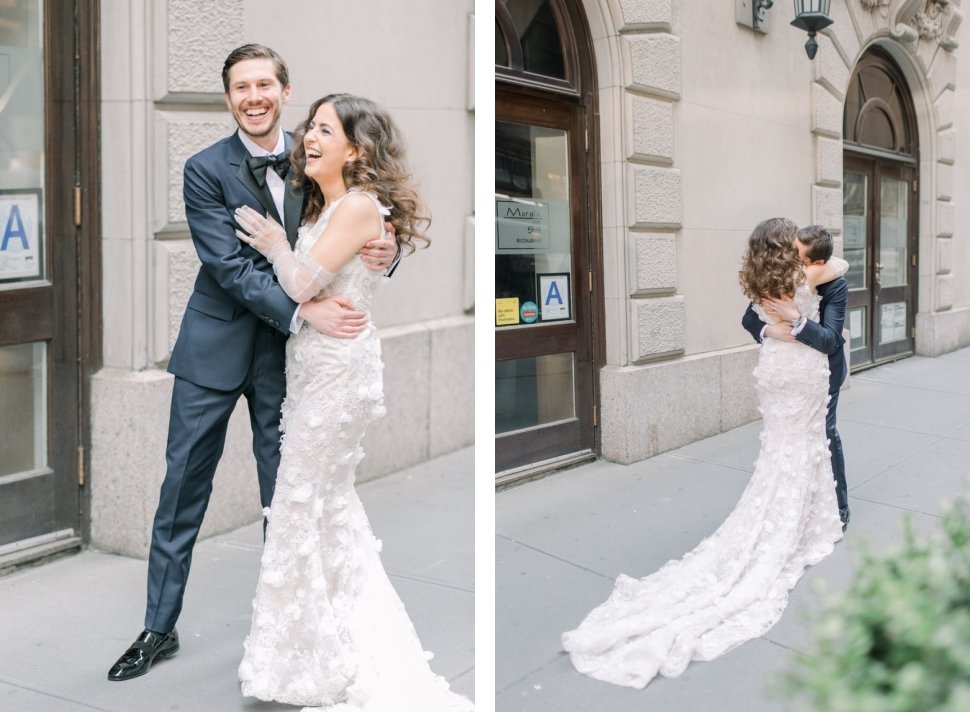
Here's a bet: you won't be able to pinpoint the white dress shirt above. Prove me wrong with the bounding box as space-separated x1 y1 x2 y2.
237 128 303 333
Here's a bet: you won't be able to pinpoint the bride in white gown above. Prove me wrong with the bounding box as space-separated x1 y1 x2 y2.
232 93 473 711
562 217 847 689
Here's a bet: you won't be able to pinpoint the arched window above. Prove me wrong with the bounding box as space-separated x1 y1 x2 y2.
843 49 917 159
495 0 578 94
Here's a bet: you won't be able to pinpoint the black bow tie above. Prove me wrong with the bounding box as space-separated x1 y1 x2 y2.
247 151 290 186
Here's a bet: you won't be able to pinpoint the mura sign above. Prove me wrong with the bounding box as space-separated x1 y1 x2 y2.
495 198 550 251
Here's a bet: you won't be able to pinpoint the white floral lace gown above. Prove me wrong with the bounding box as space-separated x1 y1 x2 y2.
239 191 473 712
562 279 844 689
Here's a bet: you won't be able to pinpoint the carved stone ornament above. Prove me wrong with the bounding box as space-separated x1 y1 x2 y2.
912 0 947 39
861 0 890 10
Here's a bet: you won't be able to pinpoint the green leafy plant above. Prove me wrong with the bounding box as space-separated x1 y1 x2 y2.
786 495 970 712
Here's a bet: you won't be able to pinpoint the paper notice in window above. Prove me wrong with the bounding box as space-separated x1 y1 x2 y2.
496 297 520 326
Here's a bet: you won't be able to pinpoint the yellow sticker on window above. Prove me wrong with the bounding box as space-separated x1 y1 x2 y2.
496 297 520 326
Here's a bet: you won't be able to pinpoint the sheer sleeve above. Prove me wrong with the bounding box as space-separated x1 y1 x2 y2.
264 242 336 304
828 256 849 277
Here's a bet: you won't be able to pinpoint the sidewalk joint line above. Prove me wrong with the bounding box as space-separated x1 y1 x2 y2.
386 570 474 593
847 494 944 519
497 652 568 694
496 534 614 581
0 678 118 712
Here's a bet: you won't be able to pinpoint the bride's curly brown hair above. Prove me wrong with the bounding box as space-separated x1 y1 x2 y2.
738 217 803 301
290 93 430 253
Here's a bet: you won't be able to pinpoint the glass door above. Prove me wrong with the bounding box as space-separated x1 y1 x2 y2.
495 96 594 475
843 156 917 369
873 163 916 361
0 0 83 560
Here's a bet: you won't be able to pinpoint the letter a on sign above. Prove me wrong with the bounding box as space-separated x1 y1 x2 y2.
539 274 570 321
2 205 30 250
545 280 562 306
0 193 42 280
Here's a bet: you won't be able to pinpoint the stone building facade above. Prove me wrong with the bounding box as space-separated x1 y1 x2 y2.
90 0 475 556
495 0 967 478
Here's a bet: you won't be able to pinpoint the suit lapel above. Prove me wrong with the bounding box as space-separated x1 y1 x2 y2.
282 132 305 247
231 132 284 225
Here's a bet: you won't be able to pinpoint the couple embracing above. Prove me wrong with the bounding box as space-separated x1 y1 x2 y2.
563 218 851 688
107 44 472 712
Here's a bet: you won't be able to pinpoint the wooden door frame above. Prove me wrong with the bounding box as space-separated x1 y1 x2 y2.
76 0 102 544
0 0 100 555
494 0 605 479
495 90 595 472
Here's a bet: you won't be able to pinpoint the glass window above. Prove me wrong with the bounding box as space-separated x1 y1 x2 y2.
0 342 47 477
844 59 913 155
496 20 509 66
843 172 867 290
496 353 575 434
878 302 907 345
496 121 572 328
0 0 45 286
879 176 908 288
848 307 867 351
499 0 566 79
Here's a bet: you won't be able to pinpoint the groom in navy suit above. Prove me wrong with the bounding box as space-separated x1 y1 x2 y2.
741 225 851 531
108 44 396 681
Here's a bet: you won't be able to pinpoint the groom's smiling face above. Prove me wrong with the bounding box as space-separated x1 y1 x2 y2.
225 58 291 144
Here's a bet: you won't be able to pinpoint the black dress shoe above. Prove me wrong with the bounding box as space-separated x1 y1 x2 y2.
840 506 851 533
107 629 179 681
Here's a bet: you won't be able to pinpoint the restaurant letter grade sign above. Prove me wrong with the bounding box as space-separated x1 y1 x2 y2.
0 190 42 281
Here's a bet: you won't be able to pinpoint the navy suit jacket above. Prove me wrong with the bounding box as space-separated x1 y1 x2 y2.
741 277 849 395
168 132 305 391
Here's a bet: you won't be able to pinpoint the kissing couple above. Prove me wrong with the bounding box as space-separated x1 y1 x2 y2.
563 218 850 688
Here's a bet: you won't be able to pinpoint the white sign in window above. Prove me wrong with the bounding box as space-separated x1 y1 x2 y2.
0 191 42 281
495 198 550 251
538 273 570 321
879 301 907 344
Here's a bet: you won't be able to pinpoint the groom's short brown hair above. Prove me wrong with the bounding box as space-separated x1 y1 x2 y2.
222 44 289 92
796 225 834 263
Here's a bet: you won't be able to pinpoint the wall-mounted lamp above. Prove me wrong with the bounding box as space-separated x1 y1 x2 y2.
790 0 833 60
738 0 833 60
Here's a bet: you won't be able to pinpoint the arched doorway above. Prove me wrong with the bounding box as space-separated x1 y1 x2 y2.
494 0 602 480
842 48 919 370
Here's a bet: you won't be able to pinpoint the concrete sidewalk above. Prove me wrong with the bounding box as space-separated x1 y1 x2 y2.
0 447 474 712
497 346 970 712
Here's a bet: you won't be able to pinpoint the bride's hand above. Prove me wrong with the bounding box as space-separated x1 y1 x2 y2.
234 205 287 258
761 296 799 322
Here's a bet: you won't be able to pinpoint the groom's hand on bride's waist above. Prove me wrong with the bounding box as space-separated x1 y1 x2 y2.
359 221 397 272
764 323 797 342
300 296 368 339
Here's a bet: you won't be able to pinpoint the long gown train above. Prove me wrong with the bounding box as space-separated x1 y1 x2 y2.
562 283 843 688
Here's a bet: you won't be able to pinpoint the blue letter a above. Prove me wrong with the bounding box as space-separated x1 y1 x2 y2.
1 205 30 250
545 280 563 306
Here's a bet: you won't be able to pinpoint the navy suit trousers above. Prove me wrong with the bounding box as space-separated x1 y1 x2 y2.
145 322 287 634
826 387 848 513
